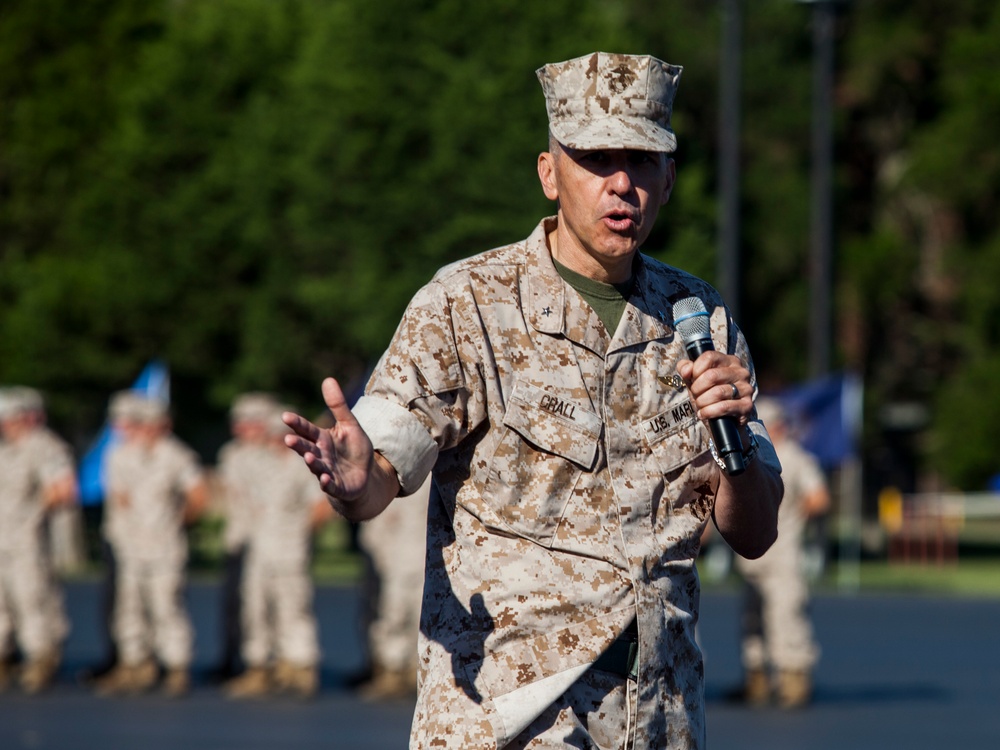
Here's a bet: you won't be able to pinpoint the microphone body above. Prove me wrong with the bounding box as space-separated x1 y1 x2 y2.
672 298 747 476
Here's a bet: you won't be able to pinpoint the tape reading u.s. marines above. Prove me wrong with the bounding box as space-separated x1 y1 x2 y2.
647 400 696 435
672 401 695 423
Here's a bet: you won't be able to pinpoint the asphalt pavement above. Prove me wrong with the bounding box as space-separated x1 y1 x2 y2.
1 578 997 749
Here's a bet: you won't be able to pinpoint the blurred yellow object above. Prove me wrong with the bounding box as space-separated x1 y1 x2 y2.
879 486 904 534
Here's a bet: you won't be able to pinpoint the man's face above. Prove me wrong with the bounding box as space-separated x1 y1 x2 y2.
233 418 268 444
113 417 138 441
0 414 32 442
537 142 675 280
126 418 167 446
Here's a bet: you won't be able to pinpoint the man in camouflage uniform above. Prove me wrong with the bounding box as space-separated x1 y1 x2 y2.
0 387 79 694
285 52 783 749
355 475 429 700
96 391 208 698
736 397 829 709
211 392 278 681
224 403 332 699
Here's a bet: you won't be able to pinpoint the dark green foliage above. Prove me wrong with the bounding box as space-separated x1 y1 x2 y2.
1 0 998 486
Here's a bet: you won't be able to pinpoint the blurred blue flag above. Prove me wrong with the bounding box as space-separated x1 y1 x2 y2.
78 360 171 506
771 372 862 470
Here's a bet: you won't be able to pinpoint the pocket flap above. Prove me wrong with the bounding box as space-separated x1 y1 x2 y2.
642 395 708 475
503 381 601 470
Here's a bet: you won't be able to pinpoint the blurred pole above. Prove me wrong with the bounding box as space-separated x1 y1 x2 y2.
718 0 743 319
800 0 861 593
838 455 862 592
804 0 836 379
837 374 864 593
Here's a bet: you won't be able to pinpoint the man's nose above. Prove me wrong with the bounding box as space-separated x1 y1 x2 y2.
607 164 635 195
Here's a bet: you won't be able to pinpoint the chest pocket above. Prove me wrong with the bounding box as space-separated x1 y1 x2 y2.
641 390 718 527
642 393 710 476
482 381 602 545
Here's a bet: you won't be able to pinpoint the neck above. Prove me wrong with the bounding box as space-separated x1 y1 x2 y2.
547 224 634 285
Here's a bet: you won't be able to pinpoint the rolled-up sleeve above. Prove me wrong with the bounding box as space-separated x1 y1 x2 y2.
353 396 439 496
356 277 483 496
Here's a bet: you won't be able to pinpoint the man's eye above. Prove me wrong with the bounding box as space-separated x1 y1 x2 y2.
627 151 653 165
582 151 608 163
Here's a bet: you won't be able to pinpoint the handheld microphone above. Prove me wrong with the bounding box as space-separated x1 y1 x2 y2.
671 297 746 476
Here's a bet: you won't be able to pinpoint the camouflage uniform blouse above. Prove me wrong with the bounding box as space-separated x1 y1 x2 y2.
0 427 75 554
104 435 202 565
353 217 779 749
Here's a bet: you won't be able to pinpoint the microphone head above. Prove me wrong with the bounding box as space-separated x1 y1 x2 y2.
672 297 711 344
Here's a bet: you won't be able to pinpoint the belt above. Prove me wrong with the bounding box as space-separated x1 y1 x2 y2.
593 623 639 681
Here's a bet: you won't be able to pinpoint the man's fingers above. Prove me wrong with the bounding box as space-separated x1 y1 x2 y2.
283 410 320 442
282 377 374 505
687 350 729 379
294 447 341 493
321 377 358 426
676 359 694 383
283 432 319 459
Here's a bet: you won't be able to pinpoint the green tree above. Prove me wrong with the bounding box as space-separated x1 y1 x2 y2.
0 0 169 437
3 0 999 490
838 0 1000 487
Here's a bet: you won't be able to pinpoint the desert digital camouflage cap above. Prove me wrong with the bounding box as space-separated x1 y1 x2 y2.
0 389 14 420
537 52 682 152
754 397 787 427
108 390 169 423
0 386 44 419
230 391 278 423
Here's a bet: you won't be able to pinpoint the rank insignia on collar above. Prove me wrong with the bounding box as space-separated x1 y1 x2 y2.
542 306 552 317
657 373 686 391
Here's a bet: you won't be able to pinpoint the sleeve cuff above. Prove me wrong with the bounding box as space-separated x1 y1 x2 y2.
352 396 439 496
747 419 782 476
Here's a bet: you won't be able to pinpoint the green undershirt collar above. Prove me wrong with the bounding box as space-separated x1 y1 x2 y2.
553 258 634 335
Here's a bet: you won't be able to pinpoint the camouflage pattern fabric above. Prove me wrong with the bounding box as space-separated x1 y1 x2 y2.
0 427 76 659
238 445 324 668
217 438 267 552
104 435 203 669
103 435 202 564
353 217 779 749
241 445 323 567
113 558 193 668
537 52 683 153
357 475 429 675
737 438 824 673
0 427 75 552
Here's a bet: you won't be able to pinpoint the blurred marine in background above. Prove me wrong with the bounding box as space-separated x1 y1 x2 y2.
210 392 278 682
736 397 830 709
95 391 208 698
222 402 333 699
353 475 428 700
0 386 79 694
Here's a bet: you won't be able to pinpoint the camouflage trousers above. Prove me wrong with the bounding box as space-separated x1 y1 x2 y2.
240 559 319 668
739 563 819 673
0 548 55 659
367 558 422 673
358 482 427 674
113 557 193 669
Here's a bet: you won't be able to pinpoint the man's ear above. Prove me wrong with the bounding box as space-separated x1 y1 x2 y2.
537 151 559 201
660 158 677 207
